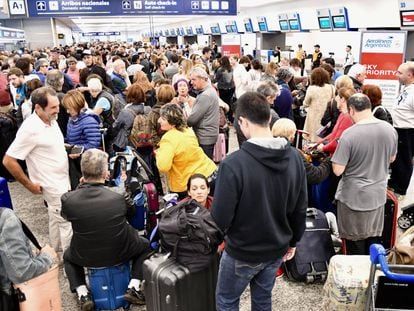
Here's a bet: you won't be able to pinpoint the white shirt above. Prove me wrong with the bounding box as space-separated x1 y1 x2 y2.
344 52 354 67
6 112 70 195
392 84 414 129
233 63 251 99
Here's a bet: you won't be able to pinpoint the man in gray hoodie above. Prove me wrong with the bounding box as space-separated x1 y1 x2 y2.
187 67 219 159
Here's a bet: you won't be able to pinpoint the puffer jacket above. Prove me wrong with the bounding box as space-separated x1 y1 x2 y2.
65 112 101 150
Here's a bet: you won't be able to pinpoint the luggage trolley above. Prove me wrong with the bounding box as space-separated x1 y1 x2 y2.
365 244 414 311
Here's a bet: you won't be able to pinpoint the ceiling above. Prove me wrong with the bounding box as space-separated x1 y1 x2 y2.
56 0 284 33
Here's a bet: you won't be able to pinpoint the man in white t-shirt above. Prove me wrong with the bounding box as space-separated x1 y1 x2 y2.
388 62 414 198
3 86 72 253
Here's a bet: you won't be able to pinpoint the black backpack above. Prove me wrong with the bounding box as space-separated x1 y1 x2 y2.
158 199 223 272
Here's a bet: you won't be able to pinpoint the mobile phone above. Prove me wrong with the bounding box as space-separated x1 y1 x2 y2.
70 145 84 155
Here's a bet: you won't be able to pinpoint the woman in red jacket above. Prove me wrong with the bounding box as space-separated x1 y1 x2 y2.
314 87 356 155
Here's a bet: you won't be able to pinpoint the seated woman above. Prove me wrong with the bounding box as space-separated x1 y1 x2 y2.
63 90 101 189
0 208 57 309
314 87 356 155
155 103 217 199
272 118 331 185
184 173 212 209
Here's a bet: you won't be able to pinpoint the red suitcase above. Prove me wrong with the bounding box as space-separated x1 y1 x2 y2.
143 182 159 236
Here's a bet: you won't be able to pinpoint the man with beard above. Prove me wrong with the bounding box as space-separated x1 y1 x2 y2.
3 87 72 255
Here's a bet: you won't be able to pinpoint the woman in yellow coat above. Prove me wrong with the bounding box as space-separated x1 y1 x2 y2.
155 103 217 199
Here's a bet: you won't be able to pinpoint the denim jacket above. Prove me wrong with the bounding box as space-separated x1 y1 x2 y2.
0 208 53 294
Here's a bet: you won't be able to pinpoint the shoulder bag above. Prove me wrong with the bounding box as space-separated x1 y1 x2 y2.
4 209 62 311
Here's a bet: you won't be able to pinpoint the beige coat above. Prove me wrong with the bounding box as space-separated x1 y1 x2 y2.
303 84 335 142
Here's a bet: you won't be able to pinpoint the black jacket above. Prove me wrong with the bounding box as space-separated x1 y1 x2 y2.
61 183 144 267
211 139 307 263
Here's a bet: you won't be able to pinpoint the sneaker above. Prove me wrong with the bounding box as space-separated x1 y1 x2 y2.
124 287 146 305
79 293 94 311
276 267 284 279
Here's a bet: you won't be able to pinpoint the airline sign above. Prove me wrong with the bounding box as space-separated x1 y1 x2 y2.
28 0 237 17
360 31 407 108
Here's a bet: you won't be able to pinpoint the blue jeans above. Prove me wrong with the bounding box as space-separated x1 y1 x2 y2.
216 251 283 311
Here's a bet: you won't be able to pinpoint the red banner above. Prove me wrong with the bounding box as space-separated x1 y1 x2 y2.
360 52 402 80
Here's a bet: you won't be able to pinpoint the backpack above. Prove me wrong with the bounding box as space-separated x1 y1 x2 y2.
128 107 154 148
158 199 223 272
373 105 393 125
112 93 126 119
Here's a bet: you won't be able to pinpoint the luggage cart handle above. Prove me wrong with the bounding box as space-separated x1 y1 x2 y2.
370 244 414 282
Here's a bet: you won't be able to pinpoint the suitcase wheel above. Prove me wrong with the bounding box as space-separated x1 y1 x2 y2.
306 275 315 283
398 215 412 230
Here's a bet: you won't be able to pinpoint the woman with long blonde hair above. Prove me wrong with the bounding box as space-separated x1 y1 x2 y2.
172 58 193 85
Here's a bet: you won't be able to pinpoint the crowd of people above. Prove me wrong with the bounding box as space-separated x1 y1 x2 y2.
0 40 410 310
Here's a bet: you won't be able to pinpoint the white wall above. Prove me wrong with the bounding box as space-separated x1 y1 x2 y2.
285 31 362 66
55 19 74 46
2 18 55 49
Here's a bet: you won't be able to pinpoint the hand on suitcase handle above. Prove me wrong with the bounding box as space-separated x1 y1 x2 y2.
283 247 296 262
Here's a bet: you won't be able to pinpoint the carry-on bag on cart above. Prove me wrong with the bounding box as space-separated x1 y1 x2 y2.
322 255 371 311
143 252 218 311
0 177 13 209
284 207 335 282
365 243 414 311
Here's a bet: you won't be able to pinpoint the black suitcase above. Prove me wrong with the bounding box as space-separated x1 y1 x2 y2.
284 208 335 282
143 253 218 311
379 189 398 249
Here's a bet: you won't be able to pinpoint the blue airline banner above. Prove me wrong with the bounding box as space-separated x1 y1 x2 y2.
28 0 237 17
82 31 120 36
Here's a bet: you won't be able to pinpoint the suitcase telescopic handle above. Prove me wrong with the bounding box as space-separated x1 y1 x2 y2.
370 244 414 282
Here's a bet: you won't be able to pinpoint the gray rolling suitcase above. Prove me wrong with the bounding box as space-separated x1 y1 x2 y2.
143 252 218 311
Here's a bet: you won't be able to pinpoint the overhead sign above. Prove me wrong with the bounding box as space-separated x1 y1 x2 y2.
360 31 407 109
28 0 237 17
82 31 121 36
399 1 414 26
8 0 27 17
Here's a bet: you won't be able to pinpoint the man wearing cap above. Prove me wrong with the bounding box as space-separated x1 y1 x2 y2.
82 49 114 92
34 58 50 85
137 48 151 80
312 44 322 70
187 67 219 159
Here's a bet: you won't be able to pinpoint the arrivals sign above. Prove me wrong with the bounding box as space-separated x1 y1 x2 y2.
360 31 407 109
28 0 237 17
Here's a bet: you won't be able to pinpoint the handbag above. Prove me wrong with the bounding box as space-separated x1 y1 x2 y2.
316 121 332 138
11 215 62 311
317 87 336 138
388 225 414 265
0 286 19 311
13 265 61 311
